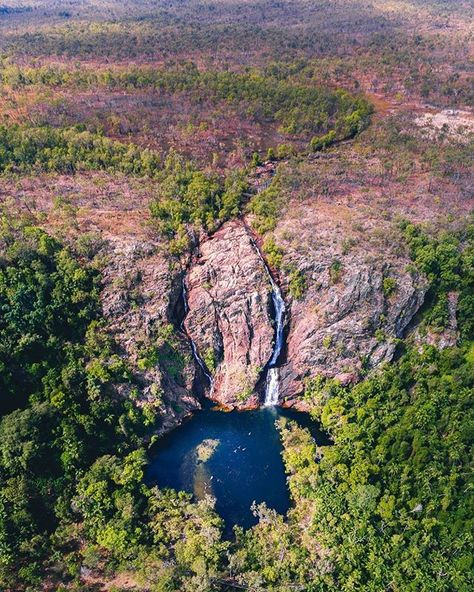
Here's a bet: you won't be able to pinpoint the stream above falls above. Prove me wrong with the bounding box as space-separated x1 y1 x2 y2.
147 403 329 532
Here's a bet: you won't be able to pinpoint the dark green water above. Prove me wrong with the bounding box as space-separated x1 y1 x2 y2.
147 404 329 531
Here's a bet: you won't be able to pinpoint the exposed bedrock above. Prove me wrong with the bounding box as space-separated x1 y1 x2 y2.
99 219 428 417
101 237 200 432
183 218 429 409
184 220 275 408
279 258 428 406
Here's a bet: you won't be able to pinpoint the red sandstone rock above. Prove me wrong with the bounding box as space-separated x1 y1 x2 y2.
184 220 274 408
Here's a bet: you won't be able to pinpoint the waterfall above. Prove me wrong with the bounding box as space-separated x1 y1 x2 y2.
265 367 280 406
245 170 286 406
246 228 286 407
181 276 214 389
263 272 286 406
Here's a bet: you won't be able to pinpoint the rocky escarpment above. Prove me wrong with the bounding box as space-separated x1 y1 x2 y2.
279 258 427 403
181 203 429 410
184 220 275 408
262 193 430 406
99 198 429 416
78 162 442 418
101 237 200 432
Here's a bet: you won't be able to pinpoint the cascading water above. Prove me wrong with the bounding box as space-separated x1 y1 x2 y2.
246 228 286 407
244 171 286 406
181 276 214 389
263 273 286 406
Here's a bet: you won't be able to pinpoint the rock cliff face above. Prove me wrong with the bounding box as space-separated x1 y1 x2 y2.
184 221 274 408
279 257 427 403
97 199 431 418
62 167 439 420
262 194 429 406
181 206 429 410
101 236 200 433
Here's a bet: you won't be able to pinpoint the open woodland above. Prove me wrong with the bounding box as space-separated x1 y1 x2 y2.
0 1 472 591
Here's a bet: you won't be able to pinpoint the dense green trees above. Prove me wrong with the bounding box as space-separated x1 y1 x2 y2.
248 169 288 234
0 221 158 589
0 124 162 175
401 217 474 337
149 151 248 253
292 343 474 592
0 221 99 413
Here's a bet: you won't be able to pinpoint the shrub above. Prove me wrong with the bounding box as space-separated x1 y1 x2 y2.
382 277 397 297
329 259 343 283
288 267 307 299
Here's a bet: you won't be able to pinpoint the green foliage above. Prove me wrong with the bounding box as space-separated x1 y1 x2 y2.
248 170 287 234
322 334 333 349
0 219 230 591
219 170 250 220
149 152 248 247
263 238 306 299
203 347 217 374
382 276 397 297
288 267 307 300
301 344 473 592
266 147 276 161
154 324 188 382
403 222 462 289
233 340 474 591
0 218 99 413
0 128 471 592
0 4 470 591
74 450 148 558
263 237 306 299
0 124 161 175
251 151 261 167
0 68 370 253
310 129 337 151
0 222 154 589
329 259 342 283
150 489 226 571
276 143 297 159
303 374 344 417
262 236 284 269
278 419 319 503
229 220 473 591
401 218 473 336
232 502 315 587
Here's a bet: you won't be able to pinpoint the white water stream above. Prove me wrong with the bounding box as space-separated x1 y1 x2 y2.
263 272 286 406
247 229 287 407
